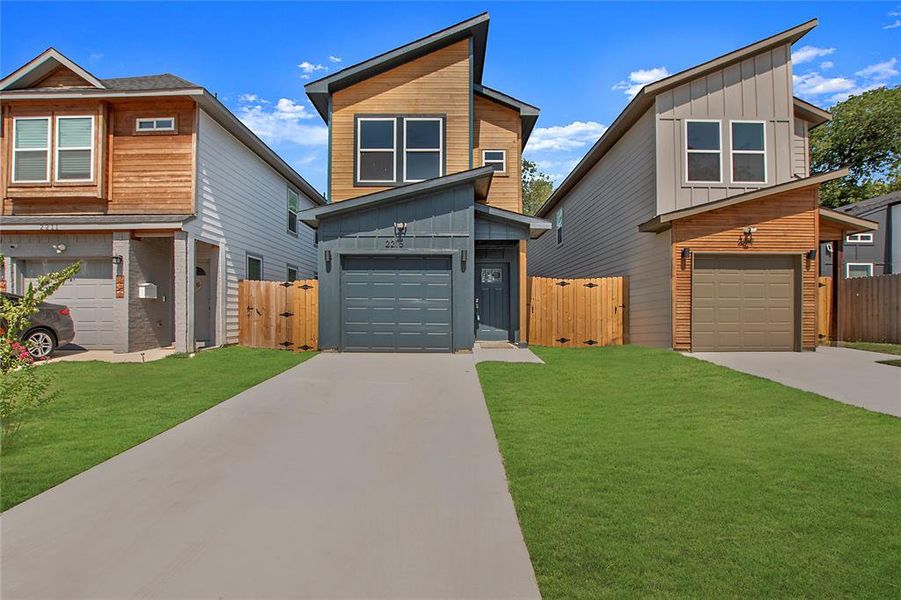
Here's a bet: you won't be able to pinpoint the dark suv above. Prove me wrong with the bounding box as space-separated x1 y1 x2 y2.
1 293 76 358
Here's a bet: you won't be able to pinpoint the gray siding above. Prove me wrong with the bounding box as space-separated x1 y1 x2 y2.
792 118 810 178
187 110 319 344
529 109 673 347
655 43 795 213
820 206 893 276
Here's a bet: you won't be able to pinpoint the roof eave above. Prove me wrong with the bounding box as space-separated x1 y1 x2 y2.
819 207 879 233
0 48 106 91
793 96 832 128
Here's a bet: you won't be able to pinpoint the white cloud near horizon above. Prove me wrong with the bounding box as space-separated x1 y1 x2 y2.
235 94 327 146
855 57 899 80
612 66 670 98
328 56 342 63
820 61 834 70
794 55 898 104
526 121 607 152
791 45 836 65
298 61 327 80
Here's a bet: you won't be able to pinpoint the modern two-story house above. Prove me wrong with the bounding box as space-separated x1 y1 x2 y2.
820 191 901 278
530 19 877 352
0 49 324 354
297 13 550 352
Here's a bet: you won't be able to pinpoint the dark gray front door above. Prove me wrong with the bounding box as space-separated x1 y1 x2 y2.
341 255 452 352
476 263 510 341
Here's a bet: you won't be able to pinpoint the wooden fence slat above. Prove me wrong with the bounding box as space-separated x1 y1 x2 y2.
525 276 626 348
817 274 901 344
238 279 318 351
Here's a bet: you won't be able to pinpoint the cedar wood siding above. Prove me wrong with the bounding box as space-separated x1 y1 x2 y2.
472 94 521 212
34 65 95 89
187 109 319 344
329 39 471 202
655 43 795 214
671 186 820 351
528 109 674 347
1 98 195 215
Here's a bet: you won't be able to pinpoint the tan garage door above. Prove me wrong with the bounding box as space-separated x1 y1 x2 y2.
692 255 797 352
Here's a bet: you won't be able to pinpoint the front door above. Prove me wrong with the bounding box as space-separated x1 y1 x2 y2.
194 262 212 345
476 263 510 341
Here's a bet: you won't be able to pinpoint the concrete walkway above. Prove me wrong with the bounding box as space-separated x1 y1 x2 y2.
692 346 901 417
44 345 178 364
1 353 539 599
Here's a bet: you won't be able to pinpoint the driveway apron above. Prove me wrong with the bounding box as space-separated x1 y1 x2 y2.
1 353 540 599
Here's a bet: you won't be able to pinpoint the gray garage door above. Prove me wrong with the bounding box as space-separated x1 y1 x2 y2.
24 259 116 349
341 256 452 352
692 254 797 352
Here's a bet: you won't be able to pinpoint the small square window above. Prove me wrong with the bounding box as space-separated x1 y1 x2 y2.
483 150 506 174
287 266 298 282
845 233 873 244
846 263 873 278
404 118 442 182
246 256 263 281
135 117 176 132
357 118 396 183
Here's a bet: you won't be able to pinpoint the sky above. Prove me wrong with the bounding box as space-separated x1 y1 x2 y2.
2 1 899 195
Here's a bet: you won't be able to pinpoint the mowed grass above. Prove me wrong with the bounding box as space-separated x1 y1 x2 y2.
477 345 901 598
843 341 901 356
1 346 312 511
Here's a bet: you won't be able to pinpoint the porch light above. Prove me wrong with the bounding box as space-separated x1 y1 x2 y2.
681 247 692 259
394 222 407 236
806 249 817 261
324 249 332 264
461 249 468 264
112 255 123 265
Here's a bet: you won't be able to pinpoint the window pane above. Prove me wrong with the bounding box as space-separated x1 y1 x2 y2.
57 149 92 180
247 257 262 280
359 120 394 149
848 265 871 278
288 211 298 233
687 152 720 181
15 119 48 149
359 151 394 181
484 151 504 161
405 151 440 180
58 118 92 148
732 122 764 151
287 268 298 282
687 121 719 150
287 189 299 212
406 120 440 149
156 119 174 129
138 120 155 130
732 153 765 182
14 150 47 181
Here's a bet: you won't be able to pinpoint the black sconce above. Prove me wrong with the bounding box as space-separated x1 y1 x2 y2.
461 249 468 264
111 255 123 266
806 249 817 261
324 249 332 264
681 247 692 260
394 222 407 236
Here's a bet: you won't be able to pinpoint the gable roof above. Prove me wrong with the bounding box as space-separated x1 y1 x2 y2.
474 84 541 148
305 13 490 121
0 48 106 90
836 190 901 216
536 19 819 218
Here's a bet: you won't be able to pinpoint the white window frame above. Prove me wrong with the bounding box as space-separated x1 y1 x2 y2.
846 262 873 278
287 187 299 235
357 117 396 184
11 116 51 183
55 115 95 183
556 207 564 246
482 149 507 174
286 264 299 282
845 233 874 244
684 119 723 184
402 117 443 183
246 254 264 281
135 117 176 132
729 120 767 184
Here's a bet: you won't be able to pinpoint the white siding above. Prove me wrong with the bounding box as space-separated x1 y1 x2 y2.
528 109 672 347
187 110 319 344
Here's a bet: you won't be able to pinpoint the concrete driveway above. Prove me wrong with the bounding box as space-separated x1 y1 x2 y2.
692 346 901 417
1 353 539 599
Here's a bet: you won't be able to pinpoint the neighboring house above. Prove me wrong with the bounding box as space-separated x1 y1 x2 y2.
297 13 550 353
820 191 901 278
529 19 878 352
0 48 324 354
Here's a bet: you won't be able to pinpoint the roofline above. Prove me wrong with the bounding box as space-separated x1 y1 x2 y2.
0 215 192 232
793 96 832 128
819 207 879 233
0 47 106 91
304 13 490 122
0 87 206 100
298 166 495 227
474 84 540 149
535 19 818 219
637 169 849 233
473 203 551 239
837 192 901 216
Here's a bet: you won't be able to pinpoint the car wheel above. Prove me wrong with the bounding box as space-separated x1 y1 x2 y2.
24 329 56 359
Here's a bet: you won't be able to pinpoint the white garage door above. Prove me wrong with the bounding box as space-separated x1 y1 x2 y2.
24 259 116 349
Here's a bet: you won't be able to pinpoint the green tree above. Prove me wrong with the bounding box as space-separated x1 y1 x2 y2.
521 159 554 216
810 86 901 207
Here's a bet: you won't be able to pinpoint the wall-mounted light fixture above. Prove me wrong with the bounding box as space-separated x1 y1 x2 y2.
461 249 468 264
52 243 67 254
324 249 332 264
806 249 817 261
394 222 407 236
111 255 123 265
742 226 757 247
681 247 692 260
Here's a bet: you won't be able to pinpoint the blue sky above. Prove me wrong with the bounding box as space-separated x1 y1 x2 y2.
2 1 899 195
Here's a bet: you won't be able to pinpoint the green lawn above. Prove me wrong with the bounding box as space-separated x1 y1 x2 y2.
843 341 901 356
478 346 901 598
1 346 312 511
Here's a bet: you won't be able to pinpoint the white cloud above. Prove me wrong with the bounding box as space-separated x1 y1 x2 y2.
329 56 342 63
235 95 327 146
820 61 834 70
238 93 267 104
297 61 327 80
886 20 901 29
855 58 899 80
526 121 607 152
612 66 670 98
793 72 857 96
791 45 836 65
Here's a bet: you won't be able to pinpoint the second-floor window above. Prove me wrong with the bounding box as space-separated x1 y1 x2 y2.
287 187 299 234
136 117 176 132
12 117 50 183
403 118 442 182
483 150 506 174
356 115 445 185
846 233 874 244
56 116 94 182
357 118 396 183
731 121 766 183
685 120 721 183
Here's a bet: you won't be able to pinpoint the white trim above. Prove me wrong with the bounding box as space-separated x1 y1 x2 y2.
286 187 299 235
246 254 264 281
0 48 106 91
356 117 396 183
684 119 723 184
482 149 507 174
729 120 767 184
0 88 204 100
54 115 95 182
135 117 176 132
402 117 443 183
845 232 874 244
11 116 51 183
846 262 873 278
286 264 299 282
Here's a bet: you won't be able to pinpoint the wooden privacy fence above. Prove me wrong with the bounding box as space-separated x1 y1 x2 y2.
527 276 626 347
818 274 901 344
238 280 318 351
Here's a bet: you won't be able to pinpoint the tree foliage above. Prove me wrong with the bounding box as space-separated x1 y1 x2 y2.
810 86 901 207
522 159 554 216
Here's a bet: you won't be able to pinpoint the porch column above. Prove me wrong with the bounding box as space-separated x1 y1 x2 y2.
173 231 195 353
831 234 843 344
111 232 130 354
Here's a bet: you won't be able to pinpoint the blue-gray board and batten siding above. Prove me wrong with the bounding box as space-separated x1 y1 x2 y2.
315 181 528 352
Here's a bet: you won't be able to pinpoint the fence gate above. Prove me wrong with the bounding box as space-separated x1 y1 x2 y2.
527 276 625 347
238 280 318 351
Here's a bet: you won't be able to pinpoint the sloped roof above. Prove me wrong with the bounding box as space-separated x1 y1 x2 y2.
837 190 901 216
474 84 541 148
0 48 105 90
101 73 200 91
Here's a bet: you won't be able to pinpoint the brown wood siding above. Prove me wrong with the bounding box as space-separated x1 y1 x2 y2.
473 95 521 212
330 39 471 202
671 186 819 351
33 65 95 89
2 98 195 216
